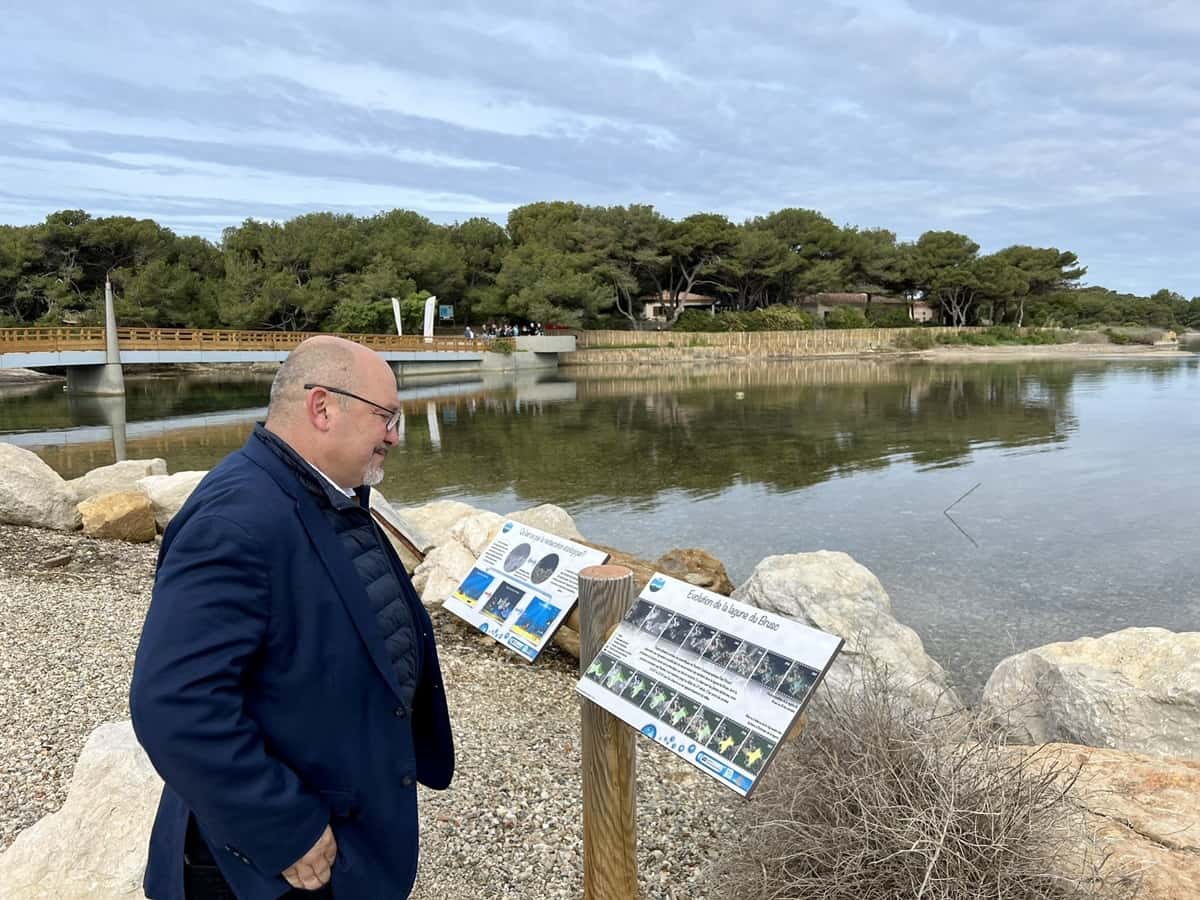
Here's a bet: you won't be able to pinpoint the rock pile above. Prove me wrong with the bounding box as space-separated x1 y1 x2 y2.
0 445 193 541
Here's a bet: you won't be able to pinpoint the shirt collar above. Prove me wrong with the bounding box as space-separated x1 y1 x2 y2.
309 462 356 498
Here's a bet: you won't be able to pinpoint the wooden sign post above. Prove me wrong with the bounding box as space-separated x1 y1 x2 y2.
577 564 639 900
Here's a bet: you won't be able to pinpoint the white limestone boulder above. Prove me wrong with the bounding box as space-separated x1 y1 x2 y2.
412 541 479 610
983 627 1200 759
0 442 80 531
449 504 587 559
78 490 157 543
448 510 505 557
136 471 207 531
67 458 167 502
398 500 585 554
395 500 481 549
0 721 162 899
733 551 961 713
407 502 585 610
507 504 585 542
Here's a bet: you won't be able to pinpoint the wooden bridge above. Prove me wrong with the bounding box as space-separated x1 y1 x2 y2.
0 326 488 356
0 327 574 394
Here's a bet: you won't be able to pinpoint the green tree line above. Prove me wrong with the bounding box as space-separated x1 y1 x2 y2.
2 205 1197 332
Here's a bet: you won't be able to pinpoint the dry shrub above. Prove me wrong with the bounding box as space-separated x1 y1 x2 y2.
709 670 1137 900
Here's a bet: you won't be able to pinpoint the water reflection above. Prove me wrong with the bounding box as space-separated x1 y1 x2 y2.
4 357 1197 698
0 370 582 478
0 360 1105 493
426 402 441 450
6 359 1191 511
380 359 1080 507
0 375 274 436
66 395 128 461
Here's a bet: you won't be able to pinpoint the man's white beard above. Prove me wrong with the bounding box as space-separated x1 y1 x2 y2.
362 450 387 486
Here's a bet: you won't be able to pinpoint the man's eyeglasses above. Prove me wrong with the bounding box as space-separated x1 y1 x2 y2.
303 383 402 432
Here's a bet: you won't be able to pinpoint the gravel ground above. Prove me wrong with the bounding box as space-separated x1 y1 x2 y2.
0 524 158 851
0 524 740 898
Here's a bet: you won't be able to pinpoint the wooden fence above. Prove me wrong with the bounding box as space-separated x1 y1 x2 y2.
572 326 975 352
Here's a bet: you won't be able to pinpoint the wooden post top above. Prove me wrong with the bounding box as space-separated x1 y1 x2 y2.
579 564 634 581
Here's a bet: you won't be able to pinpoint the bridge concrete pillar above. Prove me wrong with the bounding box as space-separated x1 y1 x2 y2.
104 279 121 363
66 364 127 395
67 278 127 395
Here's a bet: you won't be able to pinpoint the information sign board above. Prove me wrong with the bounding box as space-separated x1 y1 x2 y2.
575 573 842 797
443 521 608 662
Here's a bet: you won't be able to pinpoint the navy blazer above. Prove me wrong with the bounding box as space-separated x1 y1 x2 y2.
130 431 454 900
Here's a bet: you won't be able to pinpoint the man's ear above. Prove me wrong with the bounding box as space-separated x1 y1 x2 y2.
306 387 334 433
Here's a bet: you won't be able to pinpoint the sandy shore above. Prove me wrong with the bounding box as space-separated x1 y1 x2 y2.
0 368 63 387
921 342 1193 362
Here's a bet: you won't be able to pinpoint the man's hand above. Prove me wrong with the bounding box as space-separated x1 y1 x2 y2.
282 825 337 890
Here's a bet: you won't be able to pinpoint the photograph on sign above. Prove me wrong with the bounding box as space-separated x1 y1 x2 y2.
443 521 609 661
575 573 843 797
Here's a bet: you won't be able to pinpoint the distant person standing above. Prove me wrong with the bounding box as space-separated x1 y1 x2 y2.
463 325 474 339
130 336 454 899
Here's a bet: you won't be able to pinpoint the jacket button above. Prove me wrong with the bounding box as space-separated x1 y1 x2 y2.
401 775 414 787
393 706 407 718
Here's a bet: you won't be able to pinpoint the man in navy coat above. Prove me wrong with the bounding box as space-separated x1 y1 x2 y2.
130 336 454 899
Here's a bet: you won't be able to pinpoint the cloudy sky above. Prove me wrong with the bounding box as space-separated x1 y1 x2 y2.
4 1 1197 295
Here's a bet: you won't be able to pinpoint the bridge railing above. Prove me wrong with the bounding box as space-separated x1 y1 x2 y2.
0 327 108 351
0 327 488 353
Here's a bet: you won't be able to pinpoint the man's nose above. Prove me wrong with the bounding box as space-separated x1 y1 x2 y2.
382 426 400 447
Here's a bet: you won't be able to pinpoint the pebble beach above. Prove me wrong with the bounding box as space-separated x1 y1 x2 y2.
0 523 736 899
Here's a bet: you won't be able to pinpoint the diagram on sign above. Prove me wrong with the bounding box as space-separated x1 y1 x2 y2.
575 573 843 797
443 521 609 662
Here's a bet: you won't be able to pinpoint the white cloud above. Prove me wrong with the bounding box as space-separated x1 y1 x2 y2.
0 100 515 171
620 52 695 86
0 151 512 219
221 44 670 143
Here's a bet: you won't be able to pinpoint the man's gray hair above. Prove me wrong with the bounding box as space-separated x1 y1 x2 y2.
267 338 357 422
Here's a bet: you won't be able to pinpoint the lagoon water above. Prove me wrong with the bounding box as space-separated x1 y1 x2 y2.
3 355 1198 698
